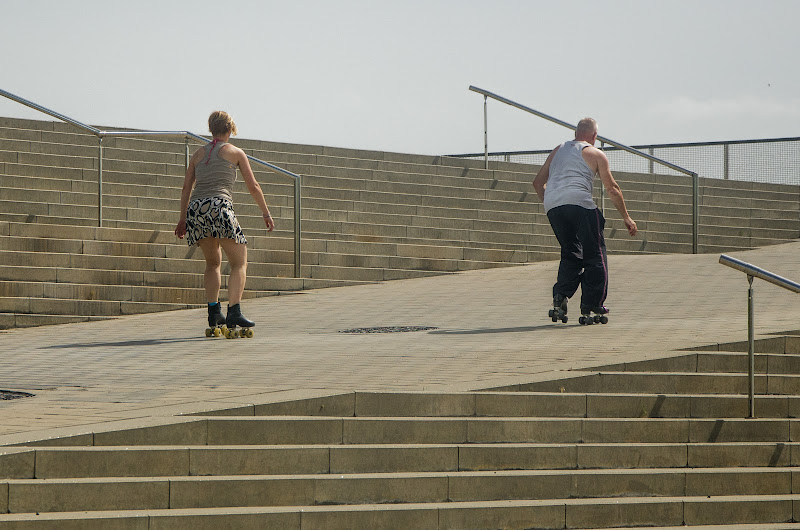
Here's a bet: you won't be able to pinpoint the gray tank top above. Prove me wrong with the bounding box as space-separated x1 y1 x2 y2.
542 140 597 213
190 141 237 203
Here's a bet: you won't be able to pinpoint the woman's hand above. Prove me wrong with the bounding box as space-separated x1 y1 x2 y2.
263 213 275 232
175 219 187 239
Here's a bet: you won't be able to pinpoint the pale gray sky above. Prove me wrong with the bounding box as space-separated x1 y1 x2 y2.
2 0 798 155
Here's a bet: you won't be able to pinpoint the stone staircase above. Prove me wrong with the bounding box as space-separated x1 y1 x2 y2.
1 116 798 329
2 333 800 528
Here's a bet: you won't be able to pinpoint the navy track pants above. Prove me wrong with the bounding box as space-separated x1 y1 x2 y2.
546 204 608 309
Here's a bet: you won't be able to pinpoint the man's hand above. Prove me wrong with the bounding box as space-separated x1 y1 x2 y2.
624 217 637 237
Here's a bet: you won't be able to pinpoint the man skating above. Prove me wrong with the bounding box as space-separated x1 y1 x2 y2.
532 118 637 324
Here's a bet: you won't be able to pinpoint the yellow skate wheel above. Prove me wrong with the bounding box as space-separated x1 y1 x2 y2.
233 329 241 339
244 328 254 338
224 328 232 339
205 328 213 337
213 328 222 337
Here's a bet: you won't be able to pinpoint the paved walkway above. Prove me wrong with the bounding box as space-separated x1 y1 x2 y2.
1 242 799 444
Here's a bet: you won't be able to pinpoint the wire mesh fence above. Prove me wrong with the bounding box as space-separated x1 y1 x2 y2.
451 137 800 185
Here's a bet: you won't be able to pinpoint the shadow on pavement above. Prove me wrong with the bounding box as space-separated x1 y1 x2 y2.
430 324 573 335
40 337 208 349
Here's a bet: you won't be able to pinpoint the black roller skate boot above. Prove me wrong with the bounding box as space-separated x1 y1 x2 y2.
205 302 227 337
225 303 255 338
579 305 609 326
548 293 568 323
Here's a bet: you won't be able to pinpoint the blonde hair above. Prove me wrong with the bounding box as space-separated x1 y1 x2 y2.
208 111 238 137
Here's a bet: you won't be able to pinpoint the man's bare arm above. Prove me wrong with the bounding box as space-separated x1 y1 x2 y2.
589 149 638 236
532 146 560 201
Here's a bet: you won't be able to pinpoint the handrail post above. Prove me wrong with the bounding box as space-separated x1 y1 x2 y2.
723 143 730 180
692 172 699 254
294 176 302 278
483 95 488 170
719 254 800 417
747 274 755 418
184 137 190 172
97 136 103 228
599 142 606 213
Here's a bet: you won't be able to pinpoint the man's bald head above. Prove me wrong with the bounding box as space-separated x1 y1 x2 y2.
575 118 598 143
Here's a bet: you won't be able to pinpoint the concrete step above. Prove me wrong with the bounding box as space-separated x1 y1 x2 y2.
0 213 560 265
4 441 796 479
0 249 295 279
0 233 506 274
50 416 800 446
3 467 797 514
595 352 800 375
0 145 545 202
0 208 564 258
517 371 800 396
0 494 798 528
4 173 794 250
0 264 339 292
0 281 277 306
592 523 800 530
216 390 797 420
690 335 800 355
0 313 113 329
0 296 196 318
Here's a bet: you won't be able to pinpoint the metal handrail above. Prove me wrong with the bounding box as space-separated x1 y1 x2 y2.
0 88 302 278
719 254 800 418
469 85 701 253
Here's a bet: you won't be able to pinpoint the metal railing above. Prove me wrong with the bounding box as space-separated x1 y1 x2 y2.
468 85 701 253
719 254 800 418
450 136 800 186
0 88 302 278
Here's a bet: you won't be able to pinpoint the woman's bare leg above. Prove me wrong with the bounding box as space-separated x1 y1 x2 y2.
197 238 223 303
220 239 248 306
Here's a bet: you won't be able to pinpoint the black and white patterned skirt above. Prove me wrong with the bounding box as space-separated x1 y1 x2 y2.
185 197 247 246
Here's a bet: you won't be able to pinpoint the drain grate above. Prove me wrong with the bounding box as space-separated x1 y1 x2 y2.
338 326 439 334
1 390 34 401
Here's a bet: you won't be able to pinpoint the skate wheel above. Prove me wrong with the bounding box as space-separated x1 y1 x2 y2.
213 328 222 337
243 328 254 338
562 316 568 324
548 309 555 318
600 316 608 324
232 329 241 339
205 328 213 337
578 316 585 325
224 329 232 339
593 315 601 324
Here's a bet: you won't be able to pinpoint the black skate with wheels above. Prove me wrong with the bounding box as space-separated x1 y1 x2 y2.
205 302 228 338
548 294 568 324
225 303 255 339
579 305 609 325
